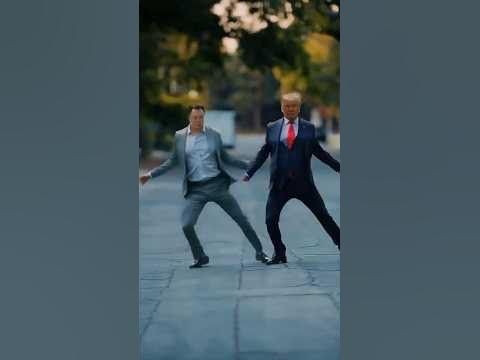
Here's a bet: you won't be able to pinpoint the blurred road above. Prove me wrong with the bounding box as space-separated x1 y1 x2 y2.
139 134 340 360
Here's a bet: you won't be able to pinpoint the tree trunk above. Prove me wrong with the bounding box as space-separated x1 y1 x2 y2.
252 72 264 132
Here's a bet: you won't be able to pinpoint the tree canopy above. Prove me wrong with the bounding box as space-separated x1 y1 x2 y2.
140 0 340 152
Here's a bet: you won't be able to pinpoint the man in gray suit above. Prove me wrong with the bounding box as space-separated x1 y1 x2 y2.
140 105 269 268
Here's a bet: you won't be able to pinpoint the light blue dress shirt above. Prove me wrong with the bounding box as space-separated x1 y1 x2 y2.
185 126 221 182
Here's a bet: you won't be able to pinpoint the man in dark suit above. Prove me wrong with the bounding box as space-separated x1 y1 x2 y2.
243 92 340 265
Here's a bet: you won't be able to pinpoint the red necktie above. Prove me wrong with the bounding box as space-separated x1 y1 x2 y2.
287 122 295 149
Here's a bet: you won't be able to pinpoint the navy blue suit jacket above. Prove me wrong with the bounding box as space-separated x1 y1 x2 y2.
246 118 340 189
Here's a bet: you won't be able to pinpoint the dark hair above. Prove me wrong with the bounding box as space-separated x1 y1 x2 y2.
189 104 205 113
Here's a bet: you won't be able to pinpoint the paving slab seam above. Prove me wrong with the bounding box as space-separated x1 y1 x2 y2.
140 267 176 340
153 290 337 303
234 235 246 360
288 248 340 313
326 292 340 312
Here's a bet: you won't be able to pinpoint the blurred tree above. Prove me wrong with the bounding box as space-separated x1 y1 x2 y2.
277 32 339 106
209 0 340 128
208 56 280 131
140 0 226 153
140 0 340 154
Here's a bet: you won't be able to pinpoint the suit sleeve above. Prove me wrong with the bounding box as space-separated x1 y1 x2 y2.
149 135 179 178
245 130 271 178
218 133 249 170
312 140 340 172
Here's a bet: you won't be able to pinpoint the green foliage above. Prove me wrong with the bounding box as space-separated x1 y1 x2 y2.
238 25 306 70
139 0 340 155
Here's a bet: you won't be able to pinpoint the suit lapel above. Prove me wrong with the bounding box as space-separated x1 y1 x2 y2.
206 127 215 151
204 127 222 168
274 119 283 145
298 119 311 156
204 127 216 156
178 127 188 172
298 119 306 139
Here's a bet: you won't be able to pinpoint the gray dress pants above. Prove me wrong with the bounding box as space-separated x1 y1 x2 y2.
181 174 263 259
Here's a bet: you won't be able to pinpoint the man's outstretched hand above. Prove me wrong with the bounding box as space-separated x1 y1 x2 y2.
242 174 250 182
139 174 151 185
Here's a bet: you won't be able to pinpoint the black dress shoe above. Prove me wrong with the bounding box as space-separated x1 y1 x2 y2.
266 254 287 265
189 255 209 269
255 252 270 263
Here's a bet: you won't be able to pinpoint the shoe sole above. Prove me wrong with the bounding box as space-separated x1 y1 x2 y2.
266 261 287 265
189 258 210 269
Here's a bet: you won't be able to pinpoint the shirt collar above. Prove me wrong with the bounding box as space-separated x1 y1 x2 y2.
187 124 206 135
283 117 299 126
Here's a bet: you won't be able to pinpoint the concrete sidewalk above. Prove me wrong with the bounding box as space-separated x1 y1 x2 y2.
139 135 340 359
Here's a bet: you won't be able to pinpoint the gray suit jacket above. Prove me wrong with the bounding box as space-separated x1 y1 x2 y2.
150 126 248 197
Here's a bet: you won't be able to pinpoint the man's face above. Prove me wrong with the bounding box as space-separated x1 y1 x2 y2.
281 99 300 121
189 109 205 131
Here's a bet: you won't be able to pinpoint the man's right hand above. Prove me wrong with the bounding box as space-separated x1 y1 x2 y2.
242 174 250 182
139 174 151 185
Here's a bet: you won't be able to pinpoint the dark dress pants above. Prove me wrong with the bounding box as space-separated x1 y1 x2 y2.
265 177 340 255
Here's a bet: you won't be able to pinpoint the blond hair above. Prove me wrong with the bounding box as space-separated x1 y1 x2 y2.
281 92 302 104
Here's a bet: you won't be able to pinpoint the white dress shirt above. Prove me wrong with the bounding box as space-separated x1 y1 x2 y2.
280 117 299 144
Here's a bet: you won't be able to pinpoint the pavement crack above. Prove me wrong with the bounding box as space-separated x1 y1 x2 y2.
327 292 340 312
284 282 311 288
289 249 320 288
289 248 340 313
234 233 247 360
233 299 240 360
140 267 176 340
